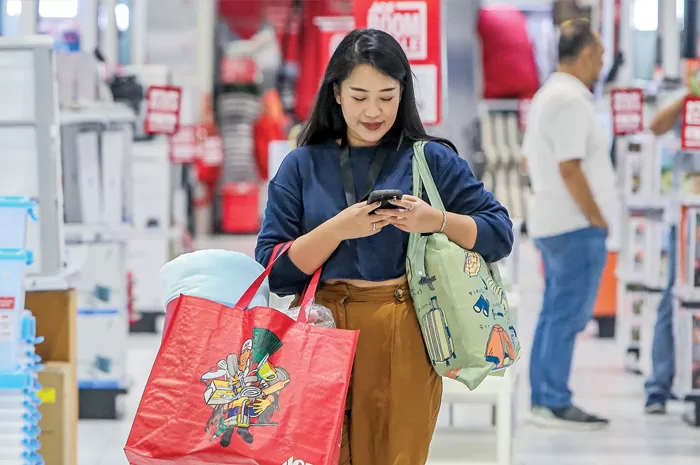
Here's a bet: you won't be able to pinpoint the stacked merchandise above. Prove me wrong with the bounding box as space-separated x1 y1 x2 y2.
478 105 530 227
217 41 261 183
675 206 700 424
215 40 263 234
0 197 44 465
616 134 672 375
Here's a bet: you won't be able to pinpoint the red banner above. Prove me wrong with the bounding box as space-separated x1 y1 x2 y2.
681 96 700 150
354 0 442 125
144 85 182 136
169 125 198 164
610 88 644 136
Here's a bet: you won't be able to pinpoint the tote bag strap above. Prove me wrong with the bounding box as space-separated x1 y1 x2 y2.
411 141 445 211
235 241 321 324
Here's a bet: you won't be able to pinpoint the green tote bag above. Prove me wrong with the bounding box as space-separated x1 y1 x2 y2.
406 141 521 390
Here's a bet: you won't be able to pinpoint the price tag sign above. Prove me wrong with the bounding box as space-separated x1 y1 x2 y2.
220 56 258 84
198 134 224 167
144 85 182 136
610 88 644 136
168 125 197 164
518 98 531 132
681 96 700 150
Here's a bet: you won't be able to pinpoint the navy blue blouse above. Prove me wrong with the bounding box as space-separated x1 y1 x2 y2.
255 140 514 296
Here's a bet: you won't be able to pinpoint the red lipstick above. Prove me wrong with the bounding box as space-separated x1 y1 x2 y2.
362 122 382 131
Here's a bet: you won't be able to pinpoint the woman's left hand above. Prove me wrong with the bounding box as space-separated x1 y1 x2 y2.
375 195 443 233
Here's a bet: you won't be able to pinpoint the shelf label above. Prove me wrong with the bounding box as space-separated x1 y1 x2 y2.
144 85 182 136
682 96 700 150
169 125 197 164
611 88 644 136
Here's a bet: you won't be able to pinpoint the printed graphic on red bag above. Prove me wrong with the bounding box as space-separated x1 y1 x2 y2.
201 328 290 447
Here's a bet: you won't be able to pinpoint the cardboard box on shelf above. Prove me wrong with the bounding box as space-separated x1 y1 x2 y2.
38 362 77 465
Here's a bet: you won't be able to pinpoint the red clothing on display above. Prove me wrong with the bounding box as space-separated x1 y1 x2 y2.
478 5 540 99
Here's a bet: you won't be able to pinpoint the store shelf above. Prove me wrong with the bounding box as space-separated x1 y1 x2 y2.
59 103 136 126
25 274 72 292
63 223 134 243
675 285 700 304
626 196 668 210
478 99 519 115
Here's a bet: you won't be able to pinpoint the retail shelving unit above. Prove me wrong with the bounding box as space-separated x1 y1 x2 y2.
477 100 529 228
0 36 67 282
673 194 700 427
59 104 136 420
126 137 172 334
614 132 670 375
614 125 700 426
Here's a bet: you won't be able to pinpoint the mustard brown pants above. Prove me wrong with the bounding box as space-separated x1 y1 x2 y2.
298 282 443 465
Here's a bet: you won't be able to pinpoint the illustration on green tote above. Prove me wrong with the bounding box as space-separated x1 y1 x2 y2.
485 324 517 369
464 251 481 276
421 296 457 366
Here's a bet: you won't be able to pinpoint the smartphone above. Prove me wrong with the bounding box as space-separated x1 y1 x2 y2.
367 189 403 214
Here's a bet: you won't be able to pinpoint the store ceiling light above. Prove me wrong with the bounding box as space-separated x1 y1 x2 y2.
115 4 130 32
6 0 21 17
39 0 78 18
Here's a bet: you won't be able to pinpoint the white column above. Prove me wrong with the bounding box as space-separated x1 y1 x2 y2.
196 0 217 122
19 0 38 36
660 0 681 78
80 0 99 54
100 0 119 71
601 0 615 74
619 0 636 84
130 0 148 65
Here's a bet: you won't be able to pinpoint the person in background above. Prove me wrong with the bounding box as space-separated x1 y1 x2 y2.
643 89 688 414
521 18 613 429
255 28 513 465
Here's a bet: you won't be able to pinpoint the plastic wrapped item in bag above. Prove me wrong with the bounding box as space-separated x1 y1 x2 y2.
282 303 336 328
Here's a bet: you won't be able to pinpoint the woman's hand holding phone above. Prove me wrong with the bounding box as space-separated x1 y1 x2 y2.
328 202 394 240
376 195 444 234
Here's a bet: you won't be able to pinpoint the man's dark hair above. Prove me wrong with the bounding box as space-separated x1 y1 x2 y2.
558 18 596 62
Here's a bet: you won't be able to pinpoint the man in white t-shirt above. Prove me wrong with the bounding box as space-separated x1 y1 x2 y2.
522 19 614 429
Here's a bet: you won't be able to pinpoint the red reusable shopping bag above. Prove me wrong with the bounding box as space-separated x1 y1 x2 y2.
125 242 358 465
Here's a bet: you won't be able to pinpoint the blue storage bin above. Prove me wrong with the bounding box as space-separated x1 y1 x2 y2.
0 250 34 373
0 196 36 250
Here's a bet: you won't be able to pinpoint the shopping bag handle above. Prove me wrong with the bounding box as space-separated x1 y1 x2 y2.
234 241 322 324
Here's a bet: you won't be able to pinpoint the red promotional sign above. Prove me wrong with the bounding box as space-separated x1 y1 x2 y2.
168 125 198 164
315 16 355 63
681 96 700 150
198 134 225 167
220 56 259 84
354 0 442 125
144 85 182 136
0 297 15 309
518 98 531 132
610 88 644 136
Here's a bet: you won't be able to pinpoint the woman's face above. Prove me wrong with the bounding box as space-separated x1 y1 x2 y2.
335 64 402 147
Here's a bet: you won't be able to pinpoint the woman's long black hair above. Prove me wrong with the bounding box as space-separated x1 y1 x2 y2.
297 28 457 152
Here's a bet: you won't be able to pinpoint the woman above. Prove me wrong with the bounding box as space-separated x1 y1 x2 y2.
255 29 513 465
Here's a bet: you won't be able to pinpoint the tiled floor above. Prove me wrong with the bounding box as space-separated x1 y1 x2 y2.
81 236 700 465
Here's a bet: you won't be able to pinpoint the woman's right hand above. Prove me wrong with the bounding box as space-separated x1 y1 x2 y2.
328 202 393 241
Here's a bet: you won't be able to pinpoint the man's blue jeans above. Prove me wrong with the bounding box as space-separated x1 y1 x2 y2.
644 225 676 401
531 226 608 409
